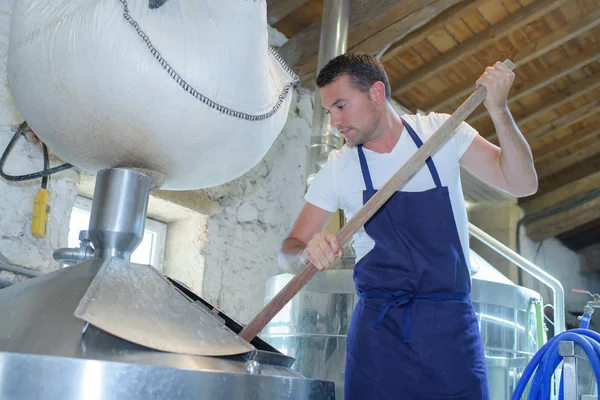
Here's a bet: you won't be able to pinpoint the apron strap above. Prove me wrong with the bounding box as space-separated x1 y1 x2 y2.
357 145 374 191
359 290 469 343
400 118 442 188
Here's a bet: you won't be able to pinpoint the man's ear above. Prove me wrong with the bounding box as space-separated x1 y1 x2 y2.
369 81 387 105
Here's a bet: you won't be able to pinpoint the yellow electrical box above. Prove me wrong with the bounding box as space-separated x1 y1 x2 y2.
32 188 50 239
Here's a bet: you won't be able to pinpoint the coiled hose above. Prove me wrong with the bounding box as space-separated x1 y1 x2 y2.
511 328 600 400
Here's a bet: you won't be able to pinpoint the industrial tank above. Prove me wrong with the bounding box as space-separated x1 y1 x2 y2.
262 250 544 400
0 169 335 400
0 259 336 400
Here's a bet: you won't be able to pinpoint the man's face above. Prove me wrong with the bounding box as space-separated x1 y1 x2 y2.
319 75 379 147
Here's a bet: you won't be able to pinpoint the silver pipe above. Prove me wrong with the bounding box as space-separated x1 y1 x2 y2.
89 168 151 261
469 223 566 334
0 261 40 278
306 0 350 186
53 246 94 265
53 230 95 265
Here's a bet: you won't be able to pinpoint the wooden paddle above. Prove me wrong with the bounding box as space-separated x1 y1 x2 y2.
239 59 515 342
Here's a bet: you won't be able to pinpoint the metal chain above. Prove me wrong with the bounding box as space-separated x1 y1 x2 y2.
119 0 299 121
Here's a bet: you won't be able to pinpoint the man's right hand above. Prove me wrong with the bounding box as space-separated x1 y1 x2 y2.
303 231 343 271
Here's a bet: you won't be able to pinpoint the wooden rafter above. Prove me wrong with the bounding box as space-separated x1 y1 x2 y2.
277 0 463 83
487 98 600 145
525 195 600 241
480 71 600 140
534 152 600 197
521 169 600 215
267 0 309 26
536 136 600 179
562 223 600 252
419 6 600 112
390 0 569 97
468 44 600 125
533 121 600 163
278 0 439 70
379 0 485 63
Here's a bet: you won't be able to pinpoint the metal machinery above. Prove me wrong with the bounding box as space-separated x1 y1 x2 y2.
0 168 335 400
262 249 554 400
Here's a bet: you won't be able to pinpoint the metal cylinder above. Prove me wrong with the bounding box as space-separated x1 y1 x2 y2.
306 0 350 186
88 168 151 260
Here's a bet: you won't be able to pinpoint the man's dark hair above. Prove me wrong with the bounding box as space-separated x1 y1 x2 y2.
316 52 392 101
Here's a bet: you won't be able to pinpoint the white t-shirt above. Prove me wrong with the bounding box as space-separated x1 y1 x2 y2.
305 112 478 267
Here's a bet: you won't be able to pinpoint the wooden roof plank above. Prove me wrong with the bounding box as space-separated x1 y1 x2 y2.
390 0 570 96
279 0 460 80
534 121 600 162
268 0 309 26
419 5 600 112
537 136 600 178
468 43 600 123
481 71 600 139
381 0 485 62
521 168 600 215
525 194 600 241
520 98 600 144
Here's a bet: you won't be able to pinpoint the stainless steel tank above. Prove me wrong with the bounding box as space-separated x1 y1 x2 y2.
0 168 335 400
262 251 544 400
0 259 335 400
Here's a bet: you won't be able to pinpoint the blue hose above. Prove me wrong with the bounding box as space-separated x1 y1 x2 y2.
511 329 600 400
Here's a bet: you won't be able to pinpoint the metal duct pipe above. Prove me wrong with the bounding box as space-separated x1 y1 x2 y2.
88 168 151 261
306 0 350 186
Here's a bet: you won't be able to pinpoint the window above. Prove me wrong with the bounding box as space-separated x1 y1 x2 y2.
68 197 167 271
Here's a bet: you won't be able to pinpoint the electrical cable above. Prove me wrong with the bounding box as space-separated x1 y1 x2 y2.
41 143 49 189
0 121 73 182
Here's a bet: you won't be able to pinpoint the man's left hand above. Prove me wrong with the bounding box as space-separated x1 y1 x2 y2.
475 61 515 115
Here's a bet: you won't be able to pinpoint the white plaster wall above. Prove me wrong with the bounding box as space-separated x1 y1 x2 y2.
520 233 600 331
200 86 313 323
0 0 78 278
163 215 208 294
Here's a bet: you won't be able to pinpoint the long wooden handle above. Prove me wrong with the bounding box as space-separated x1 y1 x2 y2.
239 59 515 342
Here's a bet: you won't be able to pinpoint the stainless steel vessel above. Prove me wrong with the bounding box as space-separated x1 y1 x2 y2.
262 251 544 400
0 168 335 400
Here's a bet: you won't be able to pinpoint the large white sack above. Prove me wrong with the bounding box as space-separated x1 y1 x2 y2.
7 0 298 190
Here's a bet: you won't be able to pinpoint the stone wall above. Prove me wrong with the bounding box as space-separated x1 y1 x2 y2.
200 86 313 323
0 0 78 279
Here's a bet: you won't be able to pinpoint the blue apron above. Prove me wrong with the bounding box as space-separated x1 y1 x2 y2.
344 119 489 399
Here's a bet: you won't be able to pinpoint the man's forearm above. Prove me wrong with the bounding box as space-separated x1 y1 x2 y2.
281 237 307 255
277 237 307 273
490 107 538 196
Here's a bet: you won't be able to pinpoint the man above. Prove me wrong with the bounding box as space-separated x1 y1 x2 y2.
279 53 537 399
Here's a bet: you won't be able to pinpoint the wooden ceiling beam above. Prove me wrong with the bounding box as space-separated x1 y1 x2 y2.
525 195 600 242
533 121 600 164
468 44 600 125
563 225 600 253
390 0 569 97
536 138 600 180
517 98 600 145
480 71 600 140
521 169 600 216
277 0 463 83
379 0 485 63
267 0 309 26
533 152 600 197
420 6 600 112
537 143 600 180
278 0 441 70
